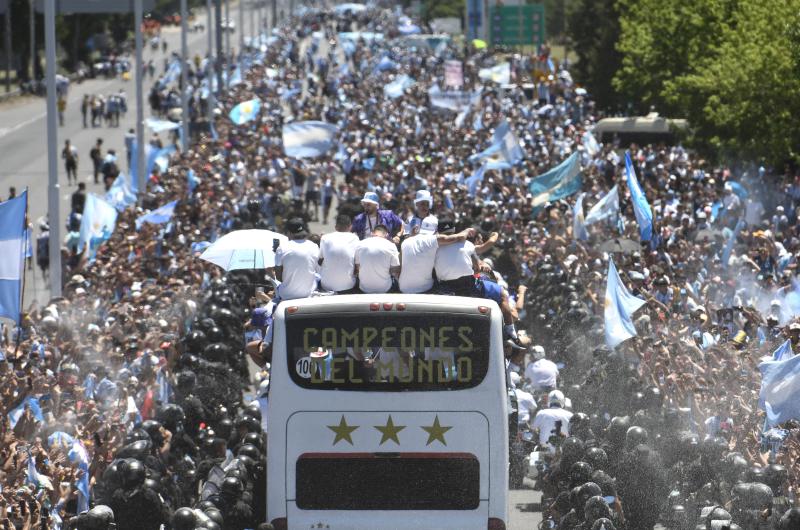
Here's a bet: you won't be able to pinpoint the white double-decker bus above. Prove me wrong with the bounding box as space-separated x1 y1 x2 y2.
266 294 509 530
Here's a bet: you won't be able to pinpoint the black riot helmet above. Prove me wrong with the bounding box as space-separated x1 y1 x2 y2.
75 505 116 530
590 518 616 530
584 495 612 523
169 507 197 530
763 463 789 493
606 416 630 447
570 412 591 440
625 426 648 451
159 403 186 433
569 462 594 487
206 326 225 343
116 439 153 460
242 432 264 450
244 401 262 421
203 343 229 363
121 459 146 490
204 507 224 525
140 420 164 446
779 508 800 529
584 447 608 472
215 417 234 441
560 436 585 464
184 330 208 353
237 443 260 461
176 371 197 392
220 477 244 499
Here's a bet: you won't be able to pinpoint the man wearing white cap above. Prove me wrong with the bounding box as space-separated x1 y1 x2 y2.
524 345 559 393
351 191 404 241
405 189 438 236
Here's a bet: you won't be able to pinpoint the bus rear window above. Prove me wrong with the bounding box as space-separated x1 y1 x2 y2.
285 313 490 390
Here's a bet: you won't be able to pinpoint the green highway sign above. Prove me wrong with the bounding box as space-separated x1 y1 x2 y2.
489 4 545 47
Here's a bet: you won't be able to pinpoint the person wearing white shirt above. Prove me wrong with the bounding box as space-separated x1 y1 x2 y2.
354 224 401 293
405 189 439 235
274 218 320 301
532 390 573 452
399 226 475 294
524 346 559 392
319 215 360 293
509 372 537 428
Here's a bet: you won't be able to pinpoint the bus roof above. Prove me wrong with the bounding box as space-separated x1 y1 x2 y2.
277 293 496 316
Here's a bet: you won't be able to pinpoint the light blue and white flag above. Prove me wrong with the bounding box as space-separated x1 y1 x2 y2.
47 431 76 450
153 145 176 174
472 111 483 131
582 130 600 156
0 191 27 324
106 172 137 211
585 185 620 225
573 193 589 241
229 98 262 125
758 352 800 428
159 59 181 88
478 62 510 84
9 396 43 428
428 85 474 112
383 74 414 99
229 65 244 86
136 200 178 230
528 152 583 209
721 218 746 269
69 439 91 513
145 118 181 133
79 194 118 259
465 164 487 197
773 339 794 362
374 55 396 73
469 119 524 169
157 369 173 404
282 121 339 158
604 259 647 348
129 139 153 193
625 151 653 242
187 168 200 195
26 451 42 488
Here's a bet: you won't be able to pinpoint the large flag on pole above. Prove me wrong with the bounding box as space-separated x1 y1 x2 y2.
229 98 262 125
604 259 647 348
282 121 339 158
625 151 653 241
528 153 583 209
0 191 27 324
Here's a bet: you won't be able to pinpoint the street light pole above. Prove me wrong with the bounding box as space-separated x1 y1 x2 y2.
249 0 254 49
29 0 35 81
238 0 244 56
4 3 11 93
215 0 223 91
44 0 60 297
224 0 230 88
206 0 216 130
134 0 145 197
180 0 189 150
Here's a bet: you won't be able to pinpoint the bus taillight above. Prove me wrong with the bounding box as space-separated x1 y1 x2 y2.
287 306 299 314
478 306 490 314
370 303 380 311
383 302 393 310
488 517 506 530
396 303 406 311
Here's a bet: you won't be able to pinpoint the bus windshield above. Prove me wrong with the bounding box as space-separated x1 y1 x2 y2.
285 313 491 391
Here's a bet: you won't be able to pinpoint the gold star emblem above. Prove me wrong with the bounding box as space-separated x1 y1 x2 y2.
421 415 452 446
327 415 358 445
374 415 405 445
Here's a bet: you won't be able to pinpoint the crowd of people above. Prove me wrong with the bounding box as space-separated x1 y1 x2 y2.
0 2 798 529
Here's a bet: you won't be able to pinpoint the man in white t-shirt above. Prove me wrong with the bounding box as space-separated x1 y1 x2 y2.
274 218 320 300
510 372 537 429
319 214 359 293
399 225 475 294
532 390 573 452
524 345 559 392
405 189 439 236
354 224 400 293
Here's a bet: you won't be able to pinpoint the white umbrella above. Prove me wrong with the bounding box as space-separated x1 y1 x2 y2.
199 229 288 271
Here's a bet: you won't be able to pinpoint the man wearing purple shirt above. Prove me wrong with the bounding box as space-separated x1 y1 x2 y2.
351 192 404 241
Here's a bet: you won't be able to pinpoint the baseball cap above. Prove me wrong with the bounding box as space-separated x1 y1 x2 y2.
548 390 565 407
438 216 456 234
286 218 309 238
414 189 433 205
361 191 380 205
250 307 270 327
418 216 438 234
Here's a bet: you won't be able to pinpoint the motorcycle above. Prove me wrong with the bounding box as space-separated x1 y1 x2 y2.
509 427 536 488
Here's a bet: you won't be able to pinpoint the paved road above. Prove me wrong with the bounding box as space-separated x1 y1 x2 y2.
0 0 267 307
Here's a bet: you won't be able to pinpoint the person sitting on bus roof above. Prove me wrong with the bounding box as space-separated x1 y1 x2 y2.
434 215 520 341
399 224 476 294
319 214 359 293
274 218 320 301
405 189 438 236
351 192 403 241
354 224 400 294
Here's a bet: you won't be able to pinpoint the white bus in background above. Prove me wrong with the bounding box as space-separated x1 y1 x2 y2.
266 294 509 530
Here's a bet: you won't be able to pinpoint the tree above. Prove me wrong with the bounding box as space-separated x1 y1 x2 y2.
567 0 621 111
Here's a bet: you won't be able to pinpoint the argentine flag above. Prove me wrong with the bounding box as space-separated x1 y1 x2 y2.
772 339 794 362
0 191 27 324
759 352 800 428
229 98 262 125
79 194 118 260
529 153 583 209
478 62 511 84
604 259 646 348
282 121 339 158
625 151 653 242
585 185 620 225
106 172 137 211
136 200 178 230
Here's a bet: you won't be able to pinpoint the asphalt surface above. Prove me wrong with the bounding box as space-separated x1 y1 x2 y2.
0 1 544 525
0 0 264 307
